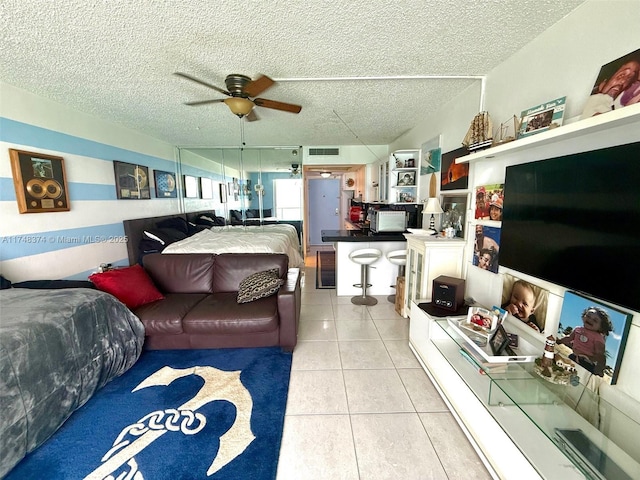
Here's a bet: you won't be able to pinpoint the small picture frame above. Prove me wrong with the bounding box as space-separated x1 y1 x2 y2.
9 149 71 213
397 171 415 186
113 161 150 200
200 177 213 199
184 175 200 198
489 324 511 355
518 96 566 138
461 306 500 338
153 170 177 198
219 183 227 203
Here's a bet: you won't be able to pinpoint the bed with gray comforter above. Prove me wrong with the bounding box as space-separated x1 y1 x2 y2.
0 287 145 478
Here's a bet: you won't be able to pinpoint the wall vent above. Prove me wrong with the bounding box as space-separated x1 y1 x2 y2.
309 147 340 156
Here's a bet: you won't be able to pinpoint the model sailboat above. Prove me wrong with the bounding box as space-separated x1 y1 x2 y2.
462 111 493 152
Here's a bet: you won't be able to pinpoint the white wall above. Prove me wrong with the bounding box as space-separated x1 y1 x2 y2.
391 0 640 414
0 81 179 281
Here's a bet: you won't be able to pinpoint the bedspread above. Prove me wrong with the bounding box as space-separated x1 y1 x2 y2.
0 288 145 478
161 223 305 268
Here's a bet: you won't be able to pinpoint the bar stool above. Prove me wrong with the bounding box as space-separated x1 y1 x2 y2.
387 249 407 303
349 248 382 306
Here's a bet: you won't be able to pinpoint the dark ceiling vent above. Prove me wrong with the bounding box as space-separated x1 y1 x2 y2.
309 147 340 156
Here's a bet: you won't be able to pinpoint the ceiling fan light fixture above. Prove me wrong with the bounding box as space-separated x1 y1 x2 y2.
224 97 254 117
320 172 331 178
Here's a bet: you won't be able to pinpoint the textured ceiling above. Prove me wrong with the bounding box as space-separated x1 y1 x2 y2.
1 0 586 148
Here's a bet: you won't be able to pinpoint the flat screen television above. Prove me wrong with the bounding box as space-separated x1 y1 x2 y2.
499 141 640 313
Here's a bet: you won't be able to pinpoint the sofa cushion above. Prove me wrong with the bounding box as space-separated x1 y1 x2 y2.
213 253 288 293
89 264 164 308
143 253 215 294
183 292 279 334
237 268 283 303
134 293 208 335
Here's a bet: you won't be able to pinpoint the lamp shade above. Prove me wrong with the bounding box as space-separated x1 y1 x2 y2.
423 197 444 214
224 97 255 117
320 172 331 178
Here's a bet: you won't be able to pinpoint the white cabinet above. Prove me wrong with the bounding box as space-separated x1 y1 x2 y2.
389 149 420 204
403 234 465 317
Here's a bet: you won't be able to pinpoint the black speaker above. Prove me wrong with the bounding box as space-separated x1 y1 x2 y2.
432 275 465 311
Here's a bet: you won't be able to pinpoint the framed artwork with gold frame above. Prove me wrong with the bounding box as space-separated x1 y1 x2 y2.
9 148 71 213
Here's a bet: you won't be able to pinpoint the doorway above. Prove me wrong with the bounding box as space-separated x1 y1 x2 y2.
306 178 341 247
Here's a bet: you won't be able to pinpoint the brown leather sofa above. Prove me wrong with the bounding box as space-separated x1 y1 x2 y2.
134 252 301 351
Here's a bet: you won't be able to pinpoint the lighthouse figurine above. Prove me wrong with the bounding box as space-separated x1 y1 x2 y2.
541 335 555 368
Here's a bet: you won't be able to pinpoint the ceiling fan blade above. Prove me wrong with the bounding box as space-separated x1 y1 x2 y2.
254 98 302 114
184 98 225 106
245 109 259 122
174 72 230 96
243 75 275 98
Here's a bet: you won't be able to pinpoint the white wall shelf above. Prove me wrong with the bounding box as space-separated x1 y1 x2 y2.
456 104 640 164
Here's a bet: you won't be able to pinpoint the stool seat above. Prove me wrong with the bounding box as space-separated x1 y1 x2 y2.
387 249 407 266
349 248 383 265
349 248 382 306
386 249 407 304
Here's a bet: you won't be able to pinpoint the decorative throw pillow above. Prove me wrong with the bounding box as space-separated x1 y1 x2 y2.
143 228 187 246
262 208 272 217
237 268 284 304
89 264 164 309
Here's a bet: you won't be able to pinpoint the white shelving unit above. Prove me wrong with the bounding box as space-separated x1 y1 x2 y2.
389 149 420 204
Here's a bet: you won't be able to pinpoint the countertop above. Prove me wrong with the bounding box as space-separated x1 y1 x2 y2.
321 229 408 242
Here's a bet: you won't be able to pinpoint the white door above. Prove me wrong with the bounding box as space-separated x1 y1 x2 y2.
307 178 340 245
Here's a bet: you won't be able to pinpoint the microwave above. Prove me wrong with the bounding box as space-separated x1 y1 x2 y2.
370 210 407 233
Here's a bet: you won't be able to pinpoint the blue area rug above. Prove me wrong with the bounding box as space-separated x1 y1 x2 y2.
7 347 292 480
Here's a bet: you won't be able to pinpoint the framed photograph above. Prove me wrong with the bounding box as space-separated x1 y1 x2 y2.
441 146 469 191
397 171 415 186
440 193 468 238
184 175 199 198
489 324 511 355
556 291 633 384
518 96 566 138
200 177 214 199
219 183 227 203
113 161 150 200
474 183 504 220
153 170 177 198
9 149 70 213
461 306 500 338
581 48 640 119
501 273 549 333
473 225 500 273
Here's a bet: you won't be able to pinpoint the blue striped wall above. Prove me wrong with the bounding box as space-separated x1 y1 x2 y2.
0 118 180 282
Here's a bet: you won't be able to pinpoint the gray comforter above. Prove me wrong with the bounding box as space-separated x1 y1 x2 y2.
0 288 145 478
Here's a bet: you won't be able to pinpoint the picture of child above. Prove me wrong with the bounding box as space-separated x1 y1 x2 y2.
501 274 549 333
557 306 613 376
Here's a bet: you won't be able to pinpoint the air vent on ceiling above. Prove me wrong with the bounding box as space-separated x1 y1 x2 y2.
309 147 340 156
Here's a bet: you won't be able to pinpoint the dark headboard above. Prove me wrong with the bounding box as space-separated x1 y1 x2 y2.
123 213 186 265
123 210 217 265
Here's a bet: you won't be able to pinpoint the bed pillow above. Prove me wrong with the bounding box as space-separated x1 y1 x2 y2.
143 227 188 246
156 216 189 235
262 208 272 217
230 210 242 221
245 210 255 218
187 222 210 235
237 268 284 304
89 264 164 308
194 215 215 227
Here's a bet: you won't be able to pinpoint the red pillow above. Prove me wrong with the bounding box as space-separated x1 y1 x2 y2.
89 264 164 309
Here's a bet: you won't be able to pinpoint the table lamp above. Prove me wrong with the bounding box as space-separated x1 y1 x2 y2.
423 197 443 233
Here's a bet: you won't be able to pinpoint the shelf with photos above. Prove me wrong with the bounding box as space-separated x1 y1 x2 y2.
456 102 640 165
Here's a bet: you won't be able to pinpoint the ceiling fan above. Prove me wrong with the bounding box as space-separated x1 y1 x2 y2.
174 72 302 121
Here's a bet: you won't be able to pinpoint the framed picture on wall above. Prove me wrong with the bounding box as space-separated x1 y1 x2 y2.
113 161 150 200
184 175 200 198
200 177 214 199
153 170 177 198
440 193 468 238
555 291 633 384
441 147 469 191
9 149 71 213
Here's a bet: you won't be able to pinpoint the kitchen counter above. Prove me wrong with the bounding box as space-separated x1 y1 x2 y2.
321 229 407 297
321 229 407 242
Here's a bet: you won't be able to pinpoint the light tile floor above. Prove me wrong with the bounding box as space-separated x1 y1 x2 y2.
276 252 493 480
